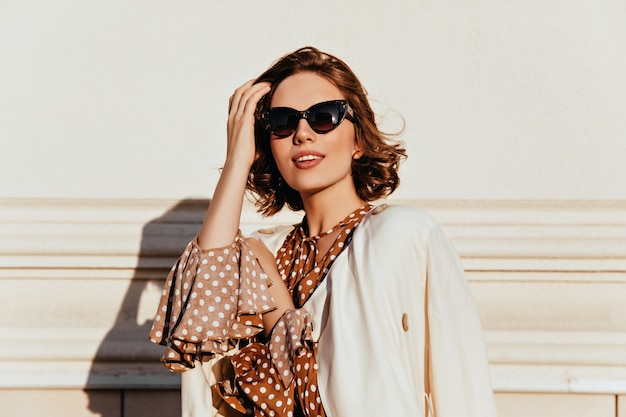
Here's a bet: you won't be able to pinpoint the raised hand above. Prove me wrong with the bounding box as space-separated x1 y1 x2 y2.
226 80 271 169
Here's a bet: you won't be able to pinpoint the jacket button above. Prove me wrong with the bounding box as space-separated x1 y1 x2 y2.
401 313 409 332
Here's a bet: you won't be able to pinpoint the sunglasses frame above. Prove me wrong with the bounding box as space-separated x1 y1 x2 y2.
262 99 355 138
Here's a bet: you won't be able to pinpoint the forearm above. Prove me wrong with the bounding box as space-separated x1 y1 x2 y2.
197 79 270 249
263 272 295 338
244 237 296 336
196 159 249 249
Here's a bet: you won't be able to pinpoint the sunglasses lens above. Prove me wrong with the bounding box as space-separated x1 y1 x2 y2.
308 102 341 133
267 101 348 137
269 108 298 137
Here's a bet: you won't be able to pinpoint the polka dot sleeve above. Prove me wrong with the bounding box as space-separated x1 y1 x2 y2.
149 232 278 372
217 308 323 417
267 309 314 387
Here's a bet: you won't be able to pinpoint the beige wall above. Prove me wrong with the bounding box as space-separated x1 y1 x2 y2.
1 1 625 416
1 1 625 201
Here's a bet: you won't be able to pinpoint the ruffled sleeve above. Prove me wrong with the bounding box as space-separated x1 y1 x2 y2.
216 308 322 417
149 232 277 372
267 309 314 387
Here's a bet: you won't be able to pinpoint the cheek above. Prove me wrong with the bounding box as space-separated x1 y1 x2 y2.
335 129 358 158
269 141 280 159
269 141 288 170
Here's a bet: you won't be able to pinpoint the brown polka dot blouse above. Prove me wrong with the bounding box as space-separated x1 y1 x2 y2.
150 205 371 416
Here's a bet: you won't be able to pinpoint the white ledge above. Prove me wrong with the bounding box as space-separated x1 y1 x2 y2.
1 198 625 393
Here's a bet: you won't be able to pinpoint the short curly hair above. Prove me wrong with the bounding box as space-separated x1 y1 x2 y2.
247 46 407 216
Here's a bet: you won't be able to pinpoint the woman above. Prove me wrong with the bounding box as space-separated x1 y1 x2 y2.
150 47 498 417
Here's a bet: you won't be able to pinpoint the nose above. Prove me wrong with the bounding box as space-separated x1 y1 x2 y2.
292 118 315 145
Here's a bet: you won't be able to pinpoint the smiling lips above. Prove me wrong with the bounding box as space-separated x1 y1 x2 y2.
292 151 324 169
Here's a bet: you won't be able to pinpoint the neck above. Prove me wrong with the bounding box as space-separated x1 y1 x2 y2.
301 188 366 237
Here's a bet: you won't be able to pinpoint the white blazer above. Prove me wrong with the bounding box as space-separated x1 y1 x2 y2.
181 204 498 417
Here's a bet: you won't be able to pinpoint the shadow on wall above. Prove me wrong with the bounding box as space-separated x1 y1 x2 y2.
85 199 210 417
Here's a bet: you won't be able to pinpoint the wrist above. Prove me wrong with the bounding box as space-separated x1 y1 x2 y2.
222 156 252 178
224 149 254 168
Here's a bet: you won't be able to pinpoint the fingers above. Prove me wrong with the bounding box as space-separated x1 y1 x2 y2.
225 80 271 165
229 80 271 120
228 80 253 115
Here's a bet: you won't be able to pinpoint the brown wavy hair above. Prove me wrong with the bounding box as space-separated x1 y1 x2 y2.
247 46 406 216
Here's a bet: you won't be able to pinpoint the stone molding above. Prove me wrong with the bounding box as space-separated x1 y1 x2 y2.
1 198 625 392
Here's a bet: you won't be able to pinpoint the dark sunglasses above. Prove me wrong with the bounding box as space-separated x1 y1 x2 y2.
262 99 355 138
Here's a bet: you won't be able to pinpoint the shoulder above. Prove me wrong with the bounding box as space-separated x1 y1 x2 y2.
249 224 294 254
361 203 441 241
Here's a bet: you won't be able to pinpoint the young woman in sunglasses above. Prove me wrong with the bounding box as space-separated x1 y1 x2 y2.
151 47 497 417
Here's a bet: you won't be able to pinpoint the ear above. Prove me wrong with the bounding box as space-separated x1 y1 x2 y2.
352 148 363 160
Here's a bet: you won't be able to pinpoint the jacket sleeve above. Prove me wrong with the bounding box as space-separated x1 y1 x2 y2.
426 225 498 417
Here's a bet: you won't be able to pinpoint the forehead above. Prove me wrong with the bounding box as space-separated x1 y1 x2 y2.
270 72 345 109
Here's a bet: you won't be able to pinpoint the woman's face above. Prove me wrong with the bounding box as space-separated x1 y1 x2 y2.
269 72 360 201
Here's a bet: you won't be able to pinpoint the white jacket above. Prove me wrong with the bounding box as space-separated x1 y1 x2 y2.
182 204 498 417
